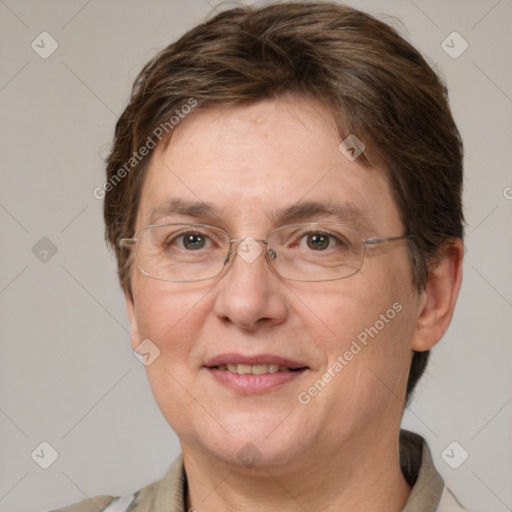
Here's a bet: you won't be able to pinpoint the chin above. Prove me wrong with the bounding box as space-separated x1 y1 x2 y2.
178 414 311 470
208 437 306 471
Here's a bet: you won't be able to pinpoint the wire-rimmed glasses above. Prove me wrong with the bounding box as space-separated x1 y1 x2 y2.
119 222 413 283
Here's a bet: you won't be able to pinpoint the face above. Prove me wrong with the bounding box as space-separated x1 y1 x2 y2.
125 97 426 470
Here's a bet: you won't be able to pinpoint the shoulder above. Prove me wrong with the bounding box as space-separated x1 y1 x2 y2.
47 495 117 512
48 455 184 512
438 488 471 512
399 431 472 512
48 493 139 512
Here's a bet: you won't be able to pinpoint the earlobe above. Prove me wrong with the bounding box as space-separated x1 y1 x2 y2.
411 239 464 352
124 289 140 351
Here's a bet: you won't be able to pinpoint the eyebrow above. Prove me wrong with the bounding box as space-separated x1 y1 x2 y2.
269 201 374 231
146 198 374 232
147 199 220 226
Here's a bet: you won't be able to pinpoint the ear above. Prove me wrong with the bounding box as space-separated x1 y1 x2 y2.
411 238 464 352
124 289 141 351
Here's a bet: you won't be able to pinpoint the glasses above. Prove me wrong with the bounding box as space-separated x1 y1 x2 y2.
119 222 413 283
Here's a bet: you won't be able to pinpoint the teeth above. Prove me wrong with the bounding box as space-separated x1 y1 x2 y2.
237 364 252 374
220 363 294 375
251 364 269 375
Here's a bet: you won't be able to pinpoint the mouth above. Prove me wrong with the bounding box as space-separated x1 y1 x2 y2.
204 354 309 393
212 363 304 375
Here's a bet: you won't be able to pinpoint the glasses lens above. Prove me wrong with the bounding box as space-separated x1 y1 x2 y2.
267 223 364 281
135 224 230 281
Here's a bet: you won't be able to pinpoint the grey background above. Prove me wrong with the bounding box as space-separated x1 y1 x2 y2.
0 0 511 510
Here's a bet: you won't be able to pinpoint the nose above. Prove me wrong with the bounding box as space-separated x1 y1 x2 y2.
212 238 288 331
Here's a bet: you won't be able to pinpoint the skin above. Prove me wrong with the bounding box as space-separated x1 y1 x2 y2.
124 96 463 511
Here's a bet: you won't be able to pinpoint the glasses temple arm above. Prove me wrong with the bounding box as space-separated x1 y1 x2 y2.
119 238 137 248
363 234 415 245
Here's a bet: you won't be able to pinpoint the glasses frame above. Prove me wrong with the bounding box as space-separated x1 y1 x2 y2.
119 222 415 283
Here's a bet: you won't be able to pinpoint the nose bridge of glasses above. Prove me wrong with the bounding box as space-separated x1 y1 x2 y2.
229 236 268 247
227 236 269 266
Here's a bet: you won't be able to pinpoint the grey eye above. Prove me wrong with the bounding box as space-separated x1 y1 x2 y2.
180 233 207 250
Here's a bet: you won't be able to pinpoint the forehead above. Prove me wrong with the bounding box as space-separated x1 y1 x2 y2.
136 97 403 235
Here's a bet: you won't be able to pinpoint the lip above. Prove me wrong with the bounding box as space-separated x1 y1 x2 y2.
204 353 309 394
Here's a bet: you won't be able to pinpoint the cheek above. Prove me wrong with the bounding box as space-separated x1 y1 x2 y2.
130 280 217 435
306 280 405 346
308 261 416 392
131 278 213 362
299 303 413 438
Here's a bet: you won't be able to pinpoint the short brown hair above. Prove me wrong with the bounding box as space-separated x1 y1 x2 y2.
104 1 464 402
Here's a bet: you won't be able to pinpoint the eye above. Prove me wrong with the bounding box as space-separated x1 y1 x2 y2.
165 231 210 251
305 233 330 250
181 232 207 250
297 231 343 251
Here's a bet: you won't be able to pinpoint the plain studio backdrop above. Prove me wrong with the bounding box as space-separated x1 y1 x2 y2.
0 1 511 511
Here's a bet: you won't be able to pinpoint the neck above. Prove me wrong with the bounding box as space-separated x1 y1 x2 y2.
182 429 411 512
